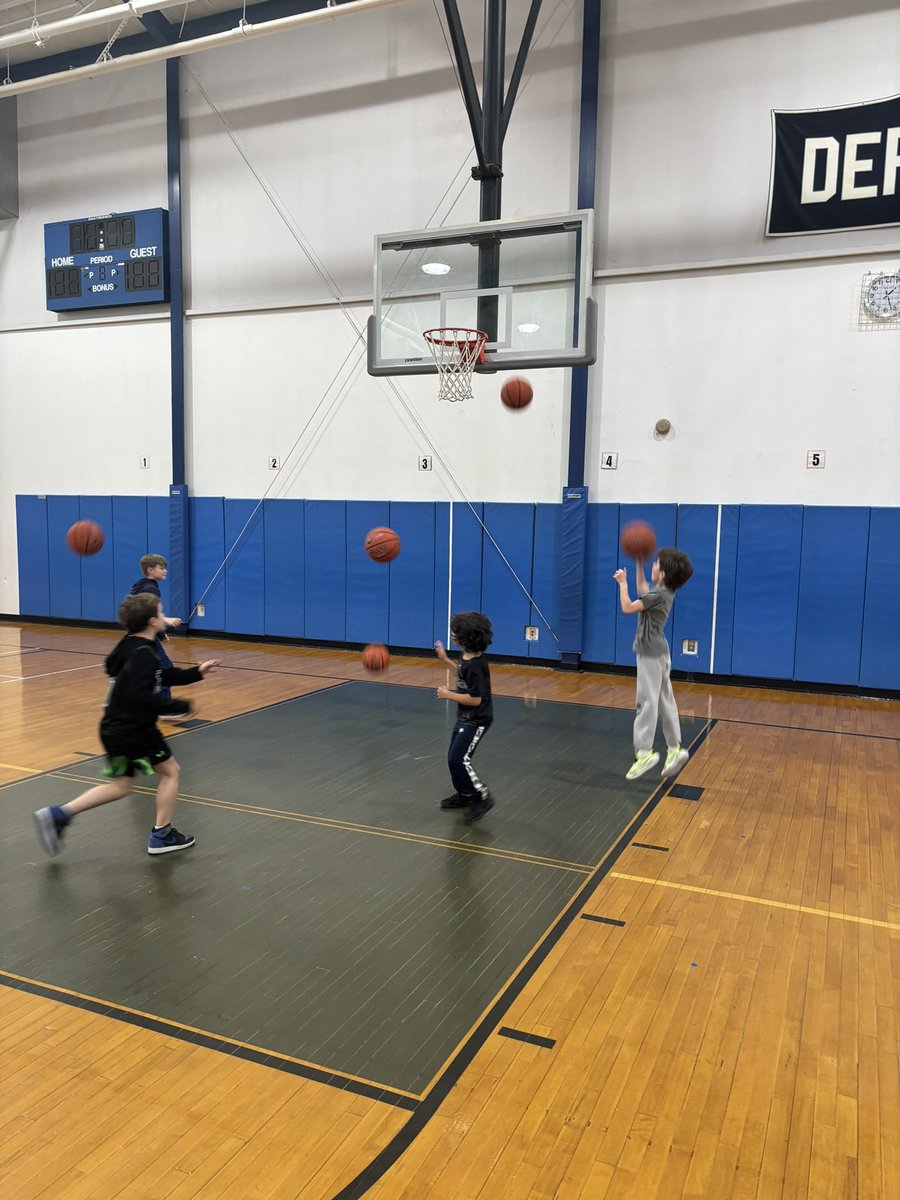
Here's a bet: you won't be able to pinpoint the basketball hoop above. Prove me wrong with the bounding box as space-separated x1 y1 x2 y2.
423 327 488 402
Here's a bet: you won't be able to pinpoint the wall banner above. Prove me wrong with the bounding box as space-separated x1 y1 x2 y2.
766 93 900 235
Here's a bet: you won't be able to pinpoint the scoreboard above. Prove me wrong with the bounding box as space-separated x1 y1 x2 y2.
44 208 169 312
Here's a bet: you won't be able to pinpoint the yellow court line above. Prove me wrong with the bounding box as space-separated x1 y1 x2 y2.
0 762 44 774
0 967 422 1102
49 772 593 874
611 872 900 932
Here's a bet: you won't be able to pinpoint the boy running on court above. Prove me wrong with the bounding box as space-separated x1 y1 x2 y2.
34 593 218 858
614 548 694 781
434 611 494 824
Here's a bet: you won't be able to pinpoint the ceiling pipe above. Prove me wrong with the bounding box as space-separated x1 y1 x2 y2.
0 0 200 54
0 0 408 95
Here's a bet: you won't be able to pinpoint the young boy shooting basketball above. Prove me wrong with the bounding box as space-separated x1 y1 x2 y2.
129 553 181 700
434 611 494 824
614 548 693 781
34 594 219 858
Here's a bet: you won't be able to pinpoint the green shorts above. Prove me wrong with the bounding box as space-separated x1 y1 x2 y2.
100 728 172 778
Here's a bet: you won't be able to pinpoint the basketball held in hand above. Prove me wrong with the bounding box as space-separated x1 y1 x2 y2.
500 376 533 409
364 527 401 562
620 520 656 560
66 520 105 556
362 643 390 672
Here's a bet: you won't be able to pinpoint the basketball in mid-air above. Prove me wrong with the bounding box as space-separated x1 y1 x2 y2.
362 643 390 672
66 520 105 556
620 520 656 560
500 376 533 409
365 527 401 562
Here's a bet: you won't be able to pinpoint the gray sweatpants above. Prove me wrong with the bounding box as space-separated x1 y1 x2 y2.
634 650 681 752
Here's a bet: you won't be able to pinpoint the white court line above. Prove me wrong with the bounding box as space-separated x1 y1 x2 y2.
0 647 43 659
0 663 101 684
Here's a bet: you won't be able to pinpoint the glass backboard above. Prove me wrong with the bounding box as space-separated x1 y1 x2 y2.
367 209 596 375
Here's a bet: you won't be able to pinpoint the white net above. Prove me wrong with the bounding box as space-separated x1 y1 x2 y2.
423 327 488 402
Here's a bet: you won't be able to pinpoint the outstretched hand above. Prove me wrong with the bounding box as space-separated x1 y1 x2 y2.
199 660 221 675
613 568 627 584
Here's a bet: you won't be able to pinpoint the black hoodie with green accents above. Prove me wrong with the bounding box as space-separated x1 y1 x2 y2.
100 635 203 740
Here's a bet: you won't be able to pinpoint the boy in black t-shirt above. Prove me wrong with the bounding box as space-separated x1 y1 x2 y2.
434 611 494 824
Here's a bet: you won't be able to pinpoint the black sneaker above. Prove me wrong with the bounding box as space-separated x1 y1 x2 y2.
147 826 195 855
34 807 66 858
465 793 494 824
440 793 470 809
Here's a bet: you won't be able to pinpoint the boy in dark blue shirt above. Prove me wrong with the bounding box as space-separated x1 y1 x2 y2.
129 554 181 700
434 611 494 824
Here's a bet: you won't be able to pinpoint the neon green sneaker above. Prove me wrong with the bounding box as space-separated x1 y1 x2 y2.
661 746 690 779
625 750 660 781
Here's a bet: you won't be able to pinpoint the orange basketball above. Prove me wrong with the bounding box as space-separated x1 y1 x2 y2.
362 643 390 672
620 520 656 560
365 526 401 562
66 519 104 556
500 376 533 409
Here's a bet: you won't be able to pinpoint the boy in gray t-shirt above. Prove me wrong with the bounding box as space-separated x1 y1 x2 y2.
613 547 694 781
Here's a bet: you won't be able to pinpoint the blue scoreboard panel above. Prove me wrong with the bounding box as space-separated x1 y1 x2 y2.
44 208 169 312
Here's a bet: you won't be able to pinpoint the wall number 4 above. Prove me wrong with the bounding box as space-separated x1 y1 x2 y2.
807 450 825 469
601 452 618 469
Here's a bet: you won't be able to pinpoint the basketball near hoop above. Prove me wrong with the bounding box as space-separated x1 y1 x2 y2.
423 327 487 402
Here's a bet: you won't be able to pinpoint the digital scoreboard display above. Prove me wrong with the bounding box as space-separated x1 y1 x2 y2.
44 208 169 312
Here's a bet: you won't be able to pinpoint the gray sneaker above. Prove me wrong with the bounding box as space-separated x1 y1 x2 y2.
661 746 690 779
34 807 65 858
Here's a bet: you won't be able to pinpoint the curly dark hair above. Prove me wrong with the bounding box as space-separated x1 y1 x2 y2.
118 593 162 633
657 548 693 591
450 611 493 653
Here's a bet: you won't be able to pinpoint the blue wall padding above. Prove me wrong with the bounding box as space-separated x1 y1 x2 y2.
263 499 304 638
614 504 677 665
225 499 265 635
859 507 900 689
147 497 170 573
582 503 620 664
47 496 82 618
530 504 561 659
13 495 899 691
389 502 436 649
79 495 114 621
732 505 803 679
304 500 346 641
190 497 226 630
168 486 191 627
711 505 740 675
448 502 484 626
346 501 390 644
558 486 588 657
670 505 719 672
112 497 148 605
795 507 870 685
16 496 50 617
481 503 535 658
431 503 451 647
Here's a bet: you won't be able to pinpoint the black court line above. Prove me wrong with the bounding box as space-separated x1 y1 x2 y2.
581 914 625 927
0 970 418 1111
327 718 717 1200
669 783 704 801
498 1027 556 1050
632 842 669 852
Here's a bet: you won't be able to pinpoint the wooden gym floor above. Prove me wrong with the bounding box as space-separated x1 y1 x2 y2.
0 620 898 1199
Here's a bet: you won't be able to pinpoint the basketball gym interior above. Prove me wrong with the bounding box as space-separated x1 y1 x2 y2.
0 3 898 1198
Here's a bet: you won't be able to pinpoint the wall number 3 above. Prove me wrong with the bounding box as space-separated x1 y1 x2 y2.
807 450 825 469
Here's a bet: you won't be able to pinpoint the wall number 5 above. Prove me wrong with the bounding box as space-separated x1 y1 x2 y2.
806 450 825 469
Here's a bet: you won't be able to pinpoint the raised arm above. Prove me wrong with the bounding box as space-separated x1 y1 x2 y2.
613 568 644 615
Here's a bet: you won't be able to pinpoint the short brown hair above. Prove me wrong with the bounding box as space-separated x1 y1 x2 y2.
140 554 167 575
118 593 161 633
657 548 693 591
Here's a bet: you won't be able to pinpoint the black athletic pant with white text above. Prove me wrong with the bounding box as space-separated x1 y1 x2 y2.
448 721 490 798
